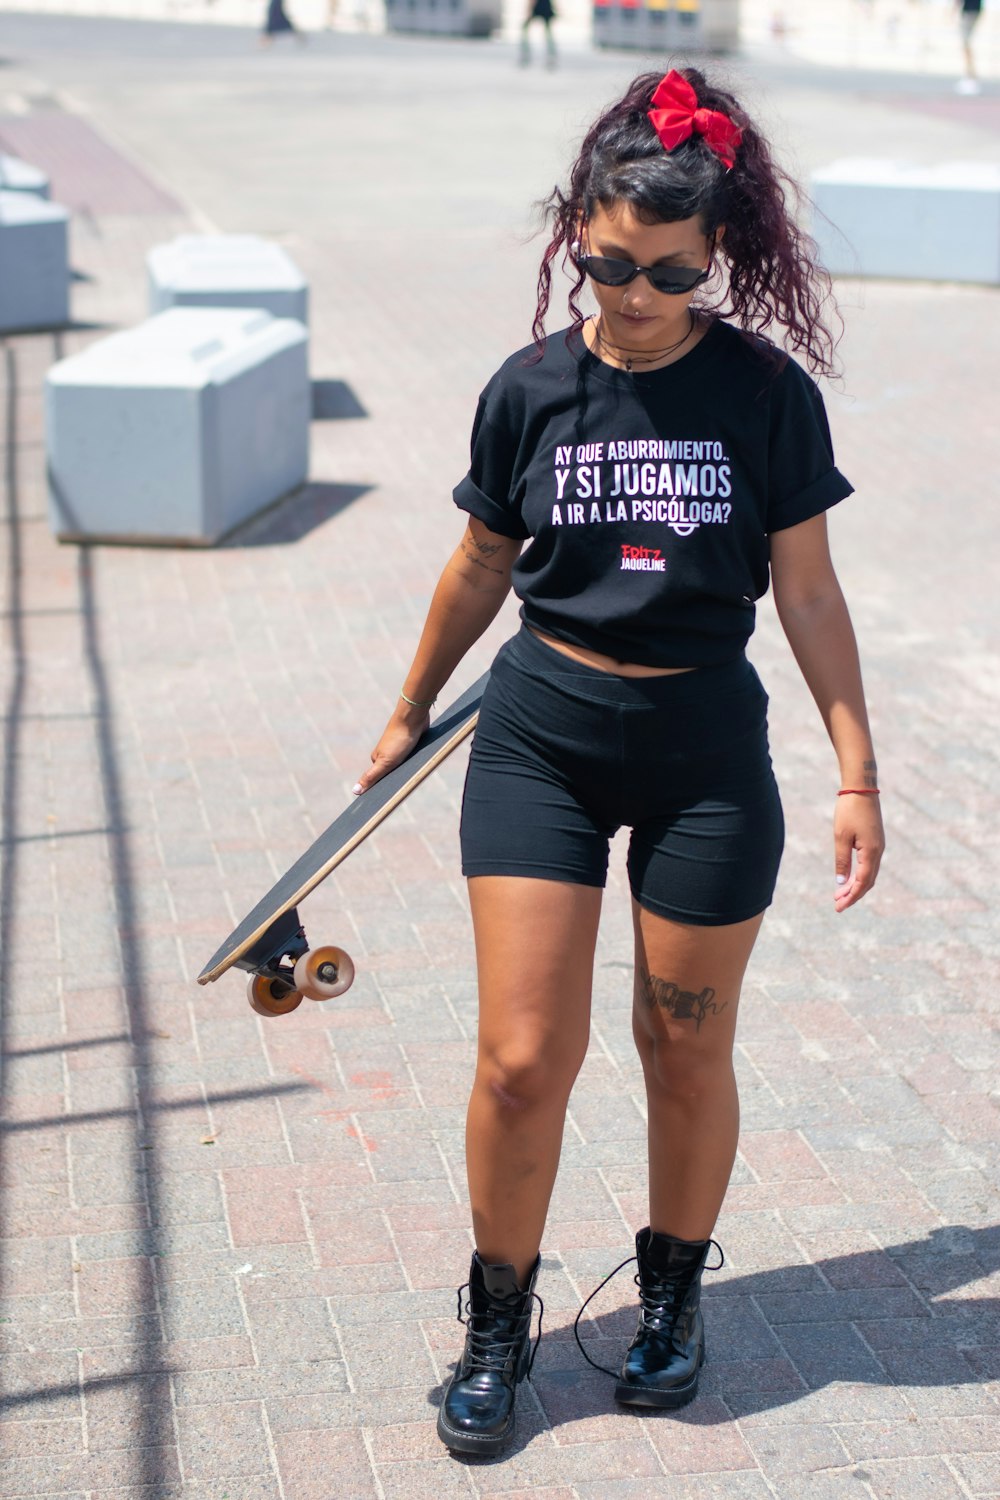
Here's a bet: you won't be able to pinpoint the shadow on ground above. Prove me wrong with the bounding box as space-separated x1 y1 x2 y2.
221 479 372 547
311 377 368 422
430 1222 1000 1462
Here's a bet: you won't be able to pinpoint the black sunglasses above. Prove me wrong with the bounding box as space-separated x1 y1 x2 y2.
577 254 712 297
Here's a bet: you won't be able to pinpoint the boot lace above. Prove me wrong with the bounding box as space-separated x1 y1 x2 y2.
573 1241 723 1378
455 1282 546 1380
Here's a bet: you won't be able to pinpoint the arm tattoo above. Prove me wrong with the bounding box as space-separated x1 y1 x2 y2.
637 965 728 1032
863 759 878 790
470 534 503 559
462 546 503 576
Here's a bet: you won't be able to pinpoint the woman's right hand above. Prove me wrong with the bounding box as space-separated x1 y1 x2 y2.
352 706 431 796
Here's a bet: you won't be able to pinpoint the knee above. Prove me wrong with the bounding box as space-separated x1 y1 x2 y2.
478 1040 584 1113
644 1031 733 1103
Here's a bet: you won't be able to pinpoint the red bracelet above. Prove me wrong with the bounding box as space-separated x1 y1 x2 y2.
838 788 880 796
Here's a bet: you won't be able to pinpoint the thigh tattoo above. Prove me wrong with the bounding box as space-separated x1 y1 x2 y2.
637 965 728 1032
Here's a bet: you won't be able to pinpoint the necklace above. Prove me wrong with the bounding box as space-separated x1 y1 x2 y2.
593 312 696 373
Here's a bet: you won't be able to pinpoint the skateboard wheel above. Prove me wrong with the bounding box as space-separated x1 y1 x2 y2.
293 945 355 1001
247 975 303 1017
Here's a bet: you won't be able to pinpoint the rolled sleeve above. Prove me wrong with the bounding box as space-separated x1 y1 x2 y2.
452 392 530 542
766 359 854 535
453 474 530 540
767 466 854 533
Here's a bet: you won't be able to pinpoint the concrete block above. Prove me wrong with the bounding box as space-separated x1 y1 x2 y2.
810 159 1000 284
0 190 69 331
384 0 502 38
147 234 309 324
46 307 310 545
0 153 51 198
593 0 738 52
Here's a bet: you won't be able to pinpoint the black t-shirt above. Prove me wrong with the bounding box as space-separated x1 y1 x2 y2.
453 321 853 667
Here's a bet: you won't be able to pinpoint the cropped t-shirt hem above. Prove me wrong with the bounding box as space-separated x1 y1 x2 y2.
518 606 752 670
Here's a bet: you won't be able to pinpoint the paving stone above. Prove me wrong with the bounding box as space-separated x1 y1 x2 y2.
743 1422 852 1475
244 1296 342 1367
82 1337 255 1378
74 1224 232 1262
756 1287 929 1323
0 1352 82 1423
0 1417 84 1456
159 1284 247 1342
472 1431 663 1492
174 1401 274 1483
374 1458 474 1500
700 1356 804 1398
858 1456 974 1499
366 1418 450 1464
641 1396 758 1473
482 1489 576 1500
272 1427 378 1500
765 1475 877 1499
337 1318 438 1390
174 1362 349 1408
837 1414 1000 1463
950 1451 1000 1494
574 1480 773 1500
0 1450 182 1495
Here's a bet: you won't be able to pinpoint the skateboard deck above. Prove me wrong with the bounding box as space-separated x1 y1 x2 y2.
197 673 487 1015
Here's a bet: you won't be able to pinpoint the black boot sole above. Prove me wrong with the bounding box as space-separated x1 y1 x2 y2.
436 1405 514 1456
613 1348 705 1410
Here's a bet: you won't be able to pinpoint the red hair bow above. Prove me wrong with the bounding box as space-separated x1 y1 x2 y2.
647 70 743 170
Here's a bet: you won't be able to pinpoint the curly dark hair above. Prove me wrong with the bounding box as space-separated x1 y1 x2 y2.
532 68 840 378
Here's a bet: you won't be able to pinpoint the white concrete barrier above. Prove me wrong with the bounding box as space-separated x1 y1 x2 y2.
592 0 738 51
384 0 501 38
46 307 310 545
810 159 1000 285
0 153 51 198
147 234 309 325
0 190 69 331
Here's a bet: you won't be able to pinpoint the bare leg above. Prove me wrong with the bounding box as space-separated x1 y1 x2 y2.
466 876 602 1285
631 901 764 1240
964 37 977 79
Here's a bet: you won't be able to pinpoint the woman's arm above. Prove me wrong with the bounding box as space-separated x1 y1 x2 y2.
353 517 522 793
770 512 885 912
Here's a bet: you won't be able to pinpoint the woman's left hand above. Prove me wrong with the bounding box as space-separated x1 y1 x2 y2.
833 794 885 912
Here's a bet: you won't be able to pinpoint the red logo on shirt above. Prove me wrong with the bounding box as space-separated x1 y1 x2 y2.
620 543 666 574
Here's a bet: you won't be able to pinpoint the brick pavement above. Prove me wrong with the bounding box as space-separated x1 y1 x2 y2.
1 16 999 1499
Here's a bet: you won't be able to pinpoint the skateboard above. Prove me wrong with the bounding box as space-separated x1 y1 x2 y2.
197 674 487 1016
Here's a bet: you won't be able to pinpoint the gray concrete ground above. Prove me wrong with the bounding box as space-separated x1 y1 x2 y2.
1 13 999 1498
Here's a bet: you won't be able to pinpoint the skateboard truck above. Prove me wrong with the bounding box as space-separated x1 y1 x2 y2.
238 908 355 1018
198 673 487 1018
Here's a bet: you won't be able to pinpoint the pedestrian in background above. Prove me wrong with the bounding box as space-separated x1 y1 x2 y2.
957 0 984 91
520 0 557 68
260 0 304 46
357 66 884 1457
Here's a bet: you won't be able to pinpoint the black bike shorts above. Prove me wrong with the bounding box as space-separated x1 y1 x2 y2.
460 626 784 927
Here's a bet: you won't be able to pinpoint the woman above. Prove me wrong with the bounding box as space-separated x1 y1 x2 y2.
260 0 302 46
956 0 983 92
520 0 557 68
354 68 884 1455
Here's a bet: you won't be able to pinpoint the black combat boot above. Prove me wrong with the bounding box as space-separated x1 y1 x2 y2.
437 1252 542 1456
614 1227 714 1408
